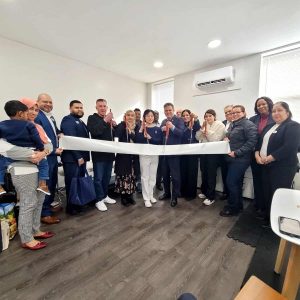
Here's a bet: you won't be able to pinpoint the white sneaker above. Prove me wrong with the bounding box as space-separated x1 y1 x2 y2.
150 197 157 204
103 196 116 204
198 193 206 199
144 200 152 208
203 199 215 206
95 200 108 211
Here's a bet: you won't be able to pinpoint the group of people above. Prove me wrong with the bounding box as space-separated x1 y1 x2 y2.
0 93 299 250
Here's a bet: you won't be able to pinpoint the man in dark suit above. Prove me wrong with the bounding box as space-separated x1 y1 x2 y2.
60 100 90 215
159 102 184 207
35 93 62 224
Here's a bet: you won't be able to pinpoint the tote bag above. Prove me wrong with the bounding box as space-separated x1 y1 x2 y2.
69 169 96 206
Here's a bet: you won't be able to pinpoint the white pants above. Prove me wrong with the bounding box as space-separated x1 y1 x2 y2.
139 155 159 201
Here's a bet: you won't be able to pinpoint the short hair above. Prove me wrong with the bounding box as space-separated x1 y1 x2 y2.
254 96 273 114
181 109 191 116
143 109 155 119
224 105 233 111
134 108 141 113
204 109 216 119
96 98 107 104
233 105 246 112
163 102 174 109
69 100 82 108
273 101 293 119
4 100 28 117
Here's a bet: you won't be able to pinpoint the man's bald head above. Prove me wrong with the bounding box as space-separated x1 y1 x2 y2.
37 93 53 113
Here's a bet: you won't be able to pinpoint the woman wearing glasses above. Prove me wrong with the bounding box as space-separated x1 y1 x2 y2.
220 105 257 217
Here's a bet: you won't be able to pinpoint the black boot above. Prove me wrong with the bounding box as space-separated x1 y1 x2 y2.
170 197 177 207
121 195 130 207
127 194 136 205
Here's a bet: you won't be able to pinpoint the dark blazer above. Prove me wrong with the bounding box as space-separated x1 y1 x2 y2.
135 125 163 145
87 113 115 162
160 115 184 145
256 119 300 167
182 120 201 144
60 114 90 163
114 121 139 176
35 110 58 156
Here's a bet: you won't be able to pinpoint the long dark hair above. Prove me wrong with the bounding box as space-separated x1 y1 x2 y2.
254 96 273 114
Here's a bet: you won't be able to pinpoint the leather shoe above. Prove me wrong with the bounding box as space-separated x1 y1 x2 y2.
121 198 130 207
34 231 55 239
22 241 47 250
159 193 171 201
170 197 177 207
127 197 136 205
41 216 61 225
219 209 239 217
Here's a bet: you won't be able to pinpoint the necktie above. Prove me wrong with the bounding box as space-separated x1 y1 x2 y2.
50 115 60 134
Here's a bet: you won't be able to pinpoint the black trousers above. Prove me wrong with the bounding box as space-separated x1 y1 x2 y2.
261 164 297 219
251 155 265 211
180 155 199 198
219 154 229 195
200 154 220 200
63 162 87 213
162 156 181 198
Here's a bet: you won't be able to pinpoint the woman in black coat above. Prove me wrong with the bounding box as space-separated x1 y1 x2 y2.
249 96 274 213
114 110 139 207
255 101 300 225
180 109 201 200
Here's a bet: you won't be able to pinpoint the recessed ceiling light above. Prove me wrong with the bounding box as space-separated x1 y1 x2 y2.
208 39 222 49
153 61 164 68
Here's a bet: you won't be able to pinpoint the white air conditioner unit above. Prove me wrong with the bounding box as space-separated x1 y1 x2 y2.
194 66 234 89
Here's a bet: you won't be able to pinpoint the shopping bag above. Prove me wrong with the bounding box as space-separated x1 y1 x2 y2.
69 170 96 206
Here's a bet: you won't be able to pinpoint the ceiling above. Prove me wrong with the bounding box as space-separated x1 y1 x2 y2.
0 0 300 83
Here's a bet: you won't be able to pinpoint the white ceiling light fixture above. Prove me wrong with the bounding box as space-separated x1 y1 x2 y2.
208 39 222 49
153 61 164 68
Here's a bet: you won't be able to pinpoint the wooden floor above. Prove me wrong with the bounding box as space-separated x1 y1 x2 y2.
0 194 255 300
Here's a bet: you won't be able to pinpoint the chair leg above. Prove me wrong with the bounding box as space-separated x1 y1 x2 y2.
282 244 300 300
274 239 289 274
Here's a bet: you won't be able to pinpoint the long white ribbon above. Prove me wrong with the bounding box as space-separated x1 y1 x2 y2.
60 136 230 155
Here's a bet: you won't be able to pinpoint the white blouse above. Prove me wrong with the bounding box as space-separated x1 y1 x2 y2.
196 120 225 143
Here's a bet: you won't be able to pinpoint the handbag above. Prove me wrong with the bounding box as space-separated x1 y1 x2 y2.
69 168 96 206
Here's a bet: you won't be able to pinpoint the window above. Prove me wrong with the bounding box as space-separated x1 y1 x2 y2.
260 45 300 122
151 79 174 123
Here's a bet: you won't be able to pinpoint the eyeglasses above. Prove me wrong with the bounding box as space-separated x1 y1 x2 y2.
225 111 232 115
232 111 243 115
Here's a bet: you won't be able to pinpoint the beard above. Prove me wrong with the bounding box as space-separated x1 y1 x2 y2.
72 112 84 118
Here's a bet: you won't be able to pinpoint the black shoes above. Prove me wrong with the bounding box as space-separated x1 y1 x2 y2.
127 196 136 205
219 208 239 217
121 197 130 207
159 193 171 201
156 184 163 191
170 197 177 207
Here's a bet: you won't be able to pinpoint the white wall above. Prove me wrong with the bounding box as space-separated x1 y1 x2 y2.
0 37 147 124
173 54 261 121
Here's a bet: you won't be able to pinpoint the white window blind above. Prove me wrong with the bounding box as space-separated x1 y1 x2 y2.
260 46 300 122
151 80 174 122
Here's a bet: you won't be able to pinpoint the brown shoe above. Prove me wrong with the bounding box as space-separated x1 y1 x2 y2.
41 216 61 225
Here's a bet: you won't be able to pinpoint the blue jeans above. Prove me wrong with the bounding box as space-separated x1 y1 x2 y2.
226 159 250 213
93 161 113 201
0 156 49 184
41 155 58 217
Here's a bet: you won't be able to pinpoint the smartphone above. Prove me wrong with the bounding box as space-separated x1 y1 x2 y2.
278 216 300 238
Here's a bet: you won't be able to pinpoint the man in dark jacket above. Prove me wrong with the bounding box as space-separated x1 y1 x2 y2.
87 99 116 212
159 102 184 207
60 100 90 215
220 105 257 217
36 93 62 224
